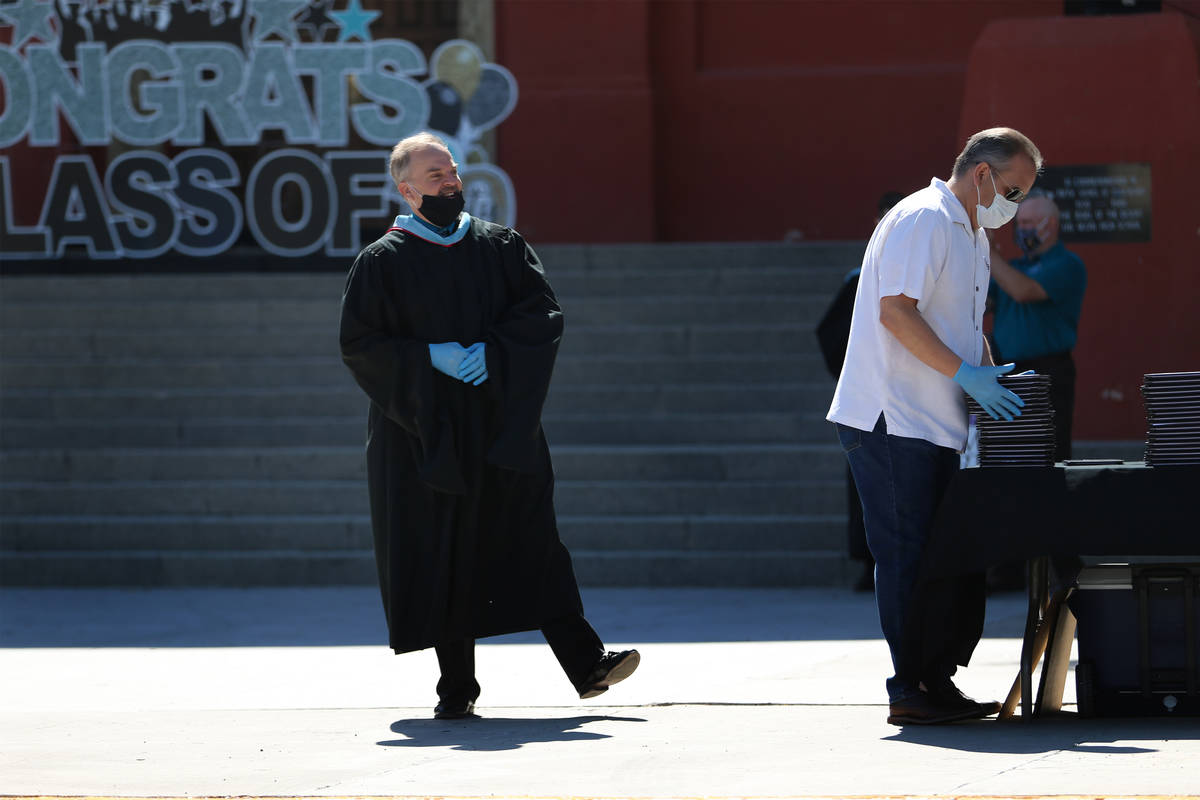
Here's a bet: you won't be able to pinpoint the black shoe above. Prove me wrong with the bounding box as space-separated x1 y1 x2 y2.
578 649 640 699
886 691 992 726
433 700 477 720
921 678 1001 718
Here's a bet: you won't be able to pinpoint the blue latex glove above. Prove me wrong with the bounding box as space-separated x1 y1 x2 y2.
457 342 488 385
953 361 1025 421
428 342 467 378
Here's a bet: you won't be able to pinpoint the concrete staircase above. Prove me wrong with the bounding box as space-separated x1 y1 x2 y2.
0 243 866 587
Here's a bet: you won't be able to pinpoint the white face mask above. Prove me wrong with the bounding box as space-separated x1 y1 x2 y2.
975 169 1019 229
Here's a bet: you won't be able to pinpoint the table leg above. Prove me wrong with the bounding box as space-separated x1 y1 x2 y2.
999 587 1065 720
1036 601 1077 714
1021 556 1049 719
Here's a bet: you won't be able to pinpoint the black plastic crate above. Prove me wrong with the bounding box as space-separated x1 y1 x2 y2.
1070 563 1200 717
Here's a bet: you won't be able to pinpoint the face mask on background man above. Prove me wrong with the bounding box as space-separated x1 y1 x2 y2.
1014 216 1049 256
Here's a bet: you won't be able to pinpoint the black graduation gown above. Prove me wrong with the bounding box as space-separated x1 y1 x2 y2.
339 217 584 654
814 273 859 380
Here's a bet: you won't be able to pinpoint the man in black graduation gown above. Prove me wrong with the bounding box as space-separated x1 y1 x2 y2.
340 132 639 720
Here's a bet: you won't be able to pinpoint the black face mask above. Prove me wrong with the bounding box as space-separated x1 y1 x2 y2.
416 191 465 229
1014 227 1041 256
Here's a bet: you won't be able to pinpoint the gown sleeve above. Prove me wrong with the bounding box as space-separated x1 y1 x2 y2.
485 230 564 472
339 244 466 494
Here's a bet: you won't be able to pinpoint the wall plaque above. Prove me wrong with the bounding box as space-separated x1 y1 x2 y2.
1034 163 1151 243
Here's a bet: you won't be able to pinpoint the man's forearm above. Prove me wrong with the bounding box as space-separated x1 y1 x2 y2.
989 248 1048 303
878 295 964 378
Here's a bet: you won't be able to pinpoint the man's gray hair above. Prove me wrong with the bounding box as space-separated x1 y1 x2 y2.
952 127 1043 178
389 131 453 185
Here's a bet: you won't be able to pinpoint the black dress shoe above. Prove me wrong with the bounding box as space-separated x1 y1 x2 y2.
887 691 991 726
578 649 640 699
921 678 1001 718
433 700 477 720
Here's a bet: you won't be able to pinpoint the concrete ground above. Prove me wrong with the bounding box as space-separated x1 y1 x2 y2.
2 585 1198 798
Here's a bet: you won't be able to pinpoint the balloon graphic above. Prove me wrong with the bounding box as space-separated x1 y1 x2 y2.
466 66 515 129
433 42 483 104
424 81 462 136
461 164 516 228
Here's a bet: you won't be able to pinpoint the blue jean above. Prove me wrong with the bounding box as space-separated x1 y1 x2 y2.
836 414 961 702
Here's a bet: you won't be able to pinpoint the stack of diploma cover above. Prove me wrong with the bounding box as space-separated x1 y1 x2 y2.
1141 371 1200 466
965 372 1057 467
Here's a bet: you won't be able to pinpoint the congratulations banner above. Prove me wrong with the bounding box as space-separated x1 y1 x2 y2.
0 0 518 262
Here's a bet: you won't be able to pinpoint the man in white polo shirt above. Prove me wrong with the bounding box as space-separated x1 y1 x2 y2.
828 127 1042 725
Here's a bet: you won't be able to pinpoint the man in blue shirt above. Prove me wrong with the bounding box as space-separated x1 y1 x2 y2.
988 190 1087 460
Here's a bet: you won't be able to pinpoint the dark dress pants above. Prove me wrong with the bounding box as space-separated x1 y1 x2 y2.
846 465 871 562
837 414 984 702
435 612 605 703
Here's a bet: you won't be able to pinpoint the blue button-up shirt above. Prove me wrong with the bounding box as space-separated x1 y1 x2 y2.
990 242 1087 362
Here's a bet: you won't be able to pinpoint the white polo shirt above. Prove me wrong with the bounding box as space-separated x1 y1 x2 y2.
826 178 990 451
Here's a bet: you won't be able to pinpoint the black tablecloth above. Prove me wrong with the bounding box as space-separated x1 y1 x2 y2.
903 462 1198 681
923 462 1200 580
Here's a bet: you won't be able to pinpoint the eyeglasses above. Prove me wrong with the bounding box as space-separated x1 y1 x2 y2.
986 163 1025 203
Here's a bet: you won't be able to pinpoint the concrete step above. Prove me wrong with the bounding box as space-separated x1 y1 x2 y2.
0 444 844 482
0 329 344 360
0 440 1143 486
0 549 376 587
551 266 847 297
0 507 849 588
0 277 844 335
0 388 369 420
0 478 846 516
0 323 825 360
547 413 831 445
0 245 865 589
0 299 342 331
1 267 846 302
0 546 849 587
0 512 842 553
0 411 834 448
0 417 368 448
570 549 849 587
0 382 835 420
0 514 371 550
0 273 341 302
0 356 353 389
0 353 827 390
534 242 864 271
0 295 831 331
0 243 865 299
559 514 844 552
563 323 826 358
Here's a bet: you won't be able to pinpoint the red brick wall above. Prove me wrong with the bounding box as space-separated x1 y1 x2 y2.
495 0 1057 242
960 13 1200 440
496 2 1200 440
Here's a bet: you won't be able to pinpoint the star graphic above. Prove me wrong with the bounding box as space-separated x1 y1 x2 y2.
330 0 378 43
0 0 59 47
296 0 335 43
249 0 308 42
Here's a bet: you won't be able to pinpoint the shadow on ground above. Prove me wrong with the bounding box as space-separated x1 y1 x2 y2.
378 714 647 751
887 712 1200 753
